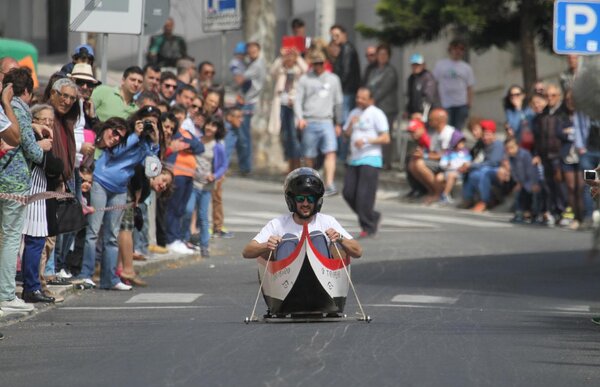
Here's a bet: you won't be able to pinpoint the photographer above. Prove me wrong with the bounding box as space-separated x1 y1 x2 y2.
79 106 162 290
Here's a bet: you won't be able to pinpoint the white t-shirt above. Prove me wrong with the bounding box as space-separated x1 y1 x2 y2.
344 105 389 164
430 125 455 153
253 213 353 244
433 58 475 108
0 105 11 133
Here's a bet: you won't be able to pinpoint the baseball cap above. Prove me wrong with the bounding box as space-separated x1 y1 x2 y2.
409 53 424 65
73 44 95 58
233 42 246 55
480 119 497 133
407 119 425 132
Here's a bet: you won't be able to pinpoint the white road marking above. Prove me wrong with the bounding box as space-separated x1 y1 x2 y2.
365 303 595 316
60 306 210 310
391 294 458 304
403 214 512 228
126 293 203 304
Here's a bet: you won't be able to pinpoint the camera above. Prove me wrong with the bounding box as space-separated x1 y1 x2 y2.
584 170 598 181
141 120 154 138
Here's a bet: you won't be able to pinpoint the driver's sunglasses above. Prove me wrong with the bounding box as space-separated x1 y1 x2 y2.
294 194 316 204
111 129 124 139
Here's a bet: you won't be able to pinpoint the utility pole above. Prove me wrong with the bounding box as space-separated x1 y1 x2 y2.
315 0 336 40
243 0 283 173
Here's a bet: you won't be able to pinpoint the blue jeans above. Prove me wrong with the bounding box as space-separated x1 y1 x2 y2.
224 126 239 161
0 191 27 301
238 104 255 173
447 105 469 130
302 121 337 158
166 175 193 244
280 105 302 160
579 151 600 218
55 232 75 272
80 182 126 288
44 243 56 276
133 202 149 255
183 188 212 248
22 235 46 292
462 166 499 204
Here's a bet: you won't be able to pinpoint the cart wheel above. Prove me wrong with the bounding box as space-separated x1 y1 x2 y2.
244 317 250 324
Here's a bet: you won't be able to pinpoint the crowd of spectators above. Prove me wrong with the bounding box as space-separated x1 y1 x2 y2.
404 44 590 231
0 15 594 330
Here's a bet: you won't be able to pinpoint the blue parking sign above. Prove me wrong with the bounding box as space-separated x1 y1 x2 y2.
554 0 600 54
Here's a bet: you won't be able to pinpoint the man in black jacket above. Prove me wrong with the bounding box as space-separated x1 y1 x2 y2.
405 53 438 121
330 24 360 160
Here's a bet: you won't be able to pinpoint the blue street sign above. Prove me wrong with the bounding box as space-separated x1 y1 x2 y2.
554 0 600 54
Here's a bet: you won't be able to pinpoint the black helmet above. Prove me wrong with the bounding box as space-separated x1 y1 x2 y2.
284 168 325 216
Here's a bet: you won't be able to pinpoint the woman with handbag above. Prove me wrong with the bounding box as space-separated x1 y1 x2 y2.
79 106 162 290
21 104 65 303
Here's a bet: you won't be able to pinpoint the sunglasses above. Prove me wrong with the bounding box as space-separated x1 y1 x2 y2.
111 129 124 139
75 79 96 88
191 104 202 109
294 194 316 204
163 83 177 89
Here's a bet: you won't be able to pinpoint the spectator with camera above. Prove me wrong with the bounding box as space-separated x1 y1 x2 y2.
79 107 162 290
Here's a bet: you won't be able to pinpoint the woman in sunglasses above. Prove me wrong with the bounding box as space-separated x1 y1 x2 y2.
78 106 163 290
242 168 362 261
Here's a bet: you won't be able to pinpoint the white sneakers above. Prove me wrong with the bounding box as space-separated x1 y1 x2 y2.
111 282 132 291
0 297 35 312
167 240 196 255
56 269 73 279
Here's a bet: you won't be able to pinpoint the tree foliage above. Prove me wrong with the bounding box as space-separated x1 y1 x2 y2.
356 0 553 53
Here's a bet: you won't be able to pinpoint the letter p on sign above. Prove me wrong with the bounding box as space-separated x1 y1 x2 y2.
554 0 600 54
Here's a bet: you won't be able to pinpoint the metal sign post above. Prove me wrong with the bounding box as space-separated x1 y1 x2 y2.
202 0 242 85
70 0 144 83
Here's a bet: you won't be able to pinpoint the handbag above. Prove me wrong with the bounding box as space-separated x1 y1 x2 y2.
55 174 86 234
519 118 534 151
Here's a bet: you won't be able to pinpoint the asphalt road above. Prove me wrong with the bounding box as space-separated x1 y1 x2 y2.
1 176 599 387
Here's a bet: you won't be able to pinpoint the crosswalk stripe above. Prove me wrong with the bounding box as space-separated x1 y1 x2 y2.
391 294 458 304
403 214 512 228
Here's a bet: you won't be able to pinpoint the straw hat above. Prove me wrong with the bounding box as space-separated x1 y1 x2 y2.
69 63 100 84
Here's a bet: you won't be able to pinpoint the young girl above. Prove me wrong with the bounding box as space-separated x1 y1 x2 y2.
184 117 228 257
437 130 472 204
79 107 162 290
118 168 174 286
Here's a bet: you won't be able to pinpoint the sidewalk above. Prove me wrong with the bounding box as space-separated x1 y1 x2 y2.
0 246 215 327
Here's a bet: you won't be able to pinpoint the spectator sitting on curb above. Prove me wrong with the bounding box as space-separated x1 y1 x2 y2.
407 108 455 204
504 137 541 223
458 120 505 212
437 130 472 205
403 118 430 199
